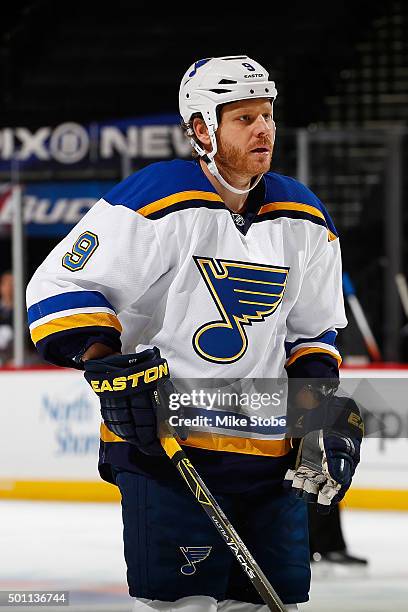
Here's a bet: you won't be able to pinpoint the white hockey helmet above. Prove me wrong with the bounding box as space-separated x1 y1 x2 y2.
179 55 277 194
179 55 277 132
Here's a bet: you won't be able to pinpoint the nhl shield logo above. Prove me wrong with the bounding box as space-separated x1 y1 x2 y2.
231 213 245 226
179 546 212 575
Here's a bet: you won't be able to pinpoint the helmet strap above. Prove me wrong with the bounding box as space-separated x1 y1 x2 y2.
194 126 263 195
206 158 264 195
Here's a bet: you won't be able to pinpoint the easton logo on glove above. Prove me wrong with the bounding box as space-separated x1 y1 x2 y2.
83 347 174 456
89 362 169 393
348 411 364 433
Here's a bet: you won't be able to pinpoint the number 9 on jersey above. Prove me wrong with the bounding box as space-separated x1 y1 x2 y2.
62 231 99 271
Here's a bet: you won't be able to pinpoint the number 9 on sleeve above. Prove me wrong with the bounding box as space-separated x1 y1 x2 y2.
62 231 99 271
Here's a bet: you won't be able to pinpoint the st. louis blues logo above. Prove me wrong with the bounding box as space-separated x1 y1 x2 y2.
193 257 289 363
180 546 212 575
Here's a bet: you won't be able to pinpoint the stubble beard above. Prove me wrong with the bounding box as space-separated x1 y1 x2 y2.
216 138 273 184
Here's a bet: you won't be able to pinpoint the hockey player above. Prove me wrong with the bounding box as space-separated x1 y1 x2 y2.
26 56 363 611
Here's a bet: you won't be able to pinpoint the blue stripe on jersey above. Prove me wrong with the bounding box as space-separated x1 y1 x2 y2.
285 330 338 357
102 158 338 237
28 291 115 325
264 172 339 237
103 160 218 212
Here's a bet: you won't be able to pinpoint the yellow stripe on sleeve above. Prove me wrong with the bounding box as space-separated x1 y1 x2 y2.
286 346 342 367
31 312 122 344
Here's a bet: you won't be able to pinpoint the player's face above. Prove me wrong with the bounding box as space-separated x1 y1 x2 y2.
216 99 275 180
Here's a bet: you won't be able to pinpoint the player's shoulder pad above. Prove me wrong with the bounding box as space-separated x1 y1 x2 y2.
102 159 224 220
261 172 339 240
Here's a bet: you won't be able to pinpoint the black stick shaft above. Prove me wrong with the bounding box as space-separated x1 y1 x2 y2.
161 436 287 612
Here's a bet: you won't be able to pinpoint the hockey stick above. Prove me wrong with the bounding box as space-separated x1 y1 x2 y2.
342 272 382 361
160 433 288 612
395 273 408 318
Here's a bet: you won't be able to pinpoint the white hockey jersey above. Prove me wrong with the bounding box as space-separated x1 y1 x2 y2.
27 159 347 463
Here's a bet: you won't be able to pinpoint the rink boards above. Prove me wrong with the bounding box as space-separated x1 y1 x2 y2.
0 366 407 510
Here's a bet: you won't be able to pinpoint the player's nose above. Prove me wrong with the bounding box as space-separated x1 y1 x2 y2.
253 114 273 136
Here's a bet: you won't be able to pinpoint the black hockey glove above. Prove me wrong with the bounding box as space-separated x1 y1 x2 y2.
284 393 363 514
84 347 186 456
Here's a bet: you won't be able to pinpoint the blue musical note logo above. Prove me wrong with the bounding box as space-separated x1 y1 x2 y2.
193 257 289 363
180 546 212 575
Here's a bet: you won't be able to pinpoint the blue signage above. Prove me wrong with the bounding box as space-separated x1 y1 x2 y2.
0 181 115 236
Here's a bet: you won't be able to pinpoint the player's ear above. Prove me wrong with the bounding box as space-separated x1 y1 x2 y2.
192 117 211 148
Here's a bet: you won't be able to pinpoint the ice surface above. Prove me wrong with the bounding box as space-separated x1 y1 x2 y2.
0 501 407 611
302 509 408 611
